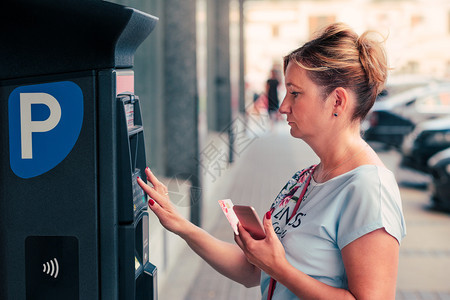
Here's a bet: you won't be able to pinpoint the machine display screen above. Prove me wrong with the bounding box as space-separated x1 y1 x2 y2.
132 169 147 217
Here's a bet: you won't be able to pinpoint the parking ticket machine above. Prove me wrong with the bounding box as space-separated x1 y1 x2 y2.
0 1 158 299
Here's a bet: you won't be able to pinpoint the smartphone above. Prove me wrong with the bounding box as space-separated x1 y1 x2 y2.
233 205 266 240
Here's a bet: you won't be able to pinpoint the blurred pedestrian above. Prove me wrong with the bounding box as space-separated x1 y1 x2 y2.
138 22 406 300
266 67 281 125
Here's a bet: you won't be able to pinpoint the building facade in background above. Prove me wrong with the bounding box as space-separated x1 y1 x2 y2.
244 0 450 96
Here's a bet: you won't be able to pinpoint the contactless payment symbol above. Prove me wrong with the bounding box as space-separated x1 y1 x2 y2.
42 258 60 278
8 81 83 178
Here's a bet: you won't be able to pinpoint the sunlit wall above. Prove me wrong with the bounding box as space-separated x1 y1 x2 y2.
244 0 450 97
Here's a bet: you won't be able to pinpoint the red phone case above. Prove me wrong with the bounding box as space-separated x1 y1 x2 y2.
233 205 266 240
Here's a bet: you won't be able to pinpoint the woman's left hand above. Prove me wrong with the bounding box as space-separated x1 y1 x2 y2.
234 211 287 277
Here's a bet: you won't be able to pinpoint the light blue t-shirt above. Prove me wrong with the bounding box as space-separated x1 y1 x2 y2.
260 165 406 300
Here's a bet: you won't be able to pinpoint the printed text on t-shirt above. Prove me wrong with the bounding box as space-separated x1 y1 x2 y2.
273 205 306 238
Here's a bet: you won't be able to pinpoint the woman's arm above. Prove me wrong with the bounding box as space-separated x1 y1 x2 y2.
137 168 260 287
341 228 399 299
235 212 399 299
177 221 260 288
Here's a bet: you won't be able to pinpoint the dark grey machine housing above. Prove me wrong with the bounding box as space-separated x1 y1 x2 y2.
0 0 158 299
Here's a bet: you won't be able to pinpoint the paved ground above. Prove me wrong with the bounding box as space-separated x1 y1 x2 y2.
159 121 450 300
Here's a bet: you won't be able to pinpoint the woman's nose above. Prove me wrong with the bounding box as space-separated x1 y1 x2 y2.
278 97 290 114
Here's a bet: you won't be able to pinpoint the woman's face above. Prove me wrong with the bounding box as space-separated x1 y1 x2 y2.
279 62 332 140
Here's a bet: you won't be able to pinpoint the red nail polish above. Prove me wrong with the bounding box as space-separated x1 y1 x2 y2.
137 176 140 180
265 210 271 219
148 199 155 206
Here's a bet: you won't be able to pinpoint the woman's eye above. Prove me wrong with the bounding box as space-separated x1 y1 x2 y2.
290 91 300 97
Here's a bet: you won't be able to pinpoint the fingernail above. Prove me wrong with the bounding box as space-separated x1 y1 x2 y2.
265 210 271 219
148 199 155 206
137 176 140 180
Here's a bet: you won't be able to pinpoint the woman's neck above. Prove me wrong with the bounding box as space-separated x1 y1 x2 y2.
306 128 370 183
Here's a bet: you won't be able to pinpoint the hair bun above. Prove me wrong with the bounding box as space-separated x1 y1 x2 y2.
356 31 388 94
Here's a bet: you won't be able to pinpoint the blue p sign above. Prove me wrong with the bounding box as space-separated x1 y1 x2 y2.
8 81 84 178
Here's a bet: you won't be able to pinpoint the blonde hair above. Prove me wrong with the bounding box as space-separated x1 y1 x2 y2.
283 22 388 121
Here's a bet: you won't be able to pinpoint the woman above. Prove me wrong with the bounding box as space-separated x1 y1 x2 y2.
137 23 406 299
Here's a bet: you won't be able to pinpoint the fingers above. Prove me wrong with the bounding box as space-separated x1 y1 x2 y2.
235 222 253 247
137 176 166 205
234 230 244 249
138 166 169 200
263 210 275 237
147 198 160 212
234 223 248 253
147 197 164 216
147 197 174 229
145 167 167 193
235 223 259 266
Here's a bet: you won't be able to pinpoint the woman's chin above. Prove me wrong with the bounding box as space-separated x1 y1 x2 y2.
289 127 302 138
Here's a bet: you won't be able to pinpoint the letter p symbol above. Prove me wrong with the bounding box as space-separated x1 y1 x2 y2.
20 93 62 159
9 81 83 179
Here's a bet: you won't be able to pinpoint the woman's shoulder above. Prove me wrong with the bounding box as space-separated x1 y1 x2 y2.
335 164 401 210
335 164 395 185
325 165 399 201
335 165 406 248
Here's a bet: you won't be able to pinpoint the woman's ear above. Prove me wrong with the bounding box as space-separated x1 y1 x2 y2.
332 87 349 116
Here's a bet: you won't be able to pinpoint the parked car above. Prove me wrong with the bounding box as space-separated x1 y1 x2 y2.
428 148 450 211
376 74 445 102
401 117 450 173
363 83 450 148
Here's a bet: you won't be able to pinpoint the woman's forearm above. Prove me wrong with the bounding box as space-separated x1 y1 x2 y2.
272 259 355 300
177 221 261 287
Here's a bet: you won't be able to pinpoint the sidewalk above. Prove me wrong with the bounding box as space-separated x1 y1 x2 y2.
158 122 450 300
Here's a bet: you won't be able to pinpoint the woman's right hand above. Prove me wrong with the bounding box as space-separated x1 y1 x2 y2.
137 167 189 235
138 167 261 287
